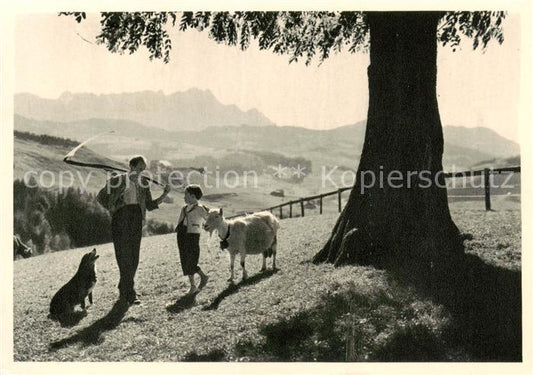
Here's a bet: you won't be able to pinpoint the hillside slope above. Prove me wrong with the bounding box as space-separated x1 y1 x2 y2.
14 117 521 224
443 126 520 158
13 135 328 222
14 136 122 192
13 206 521 361
14 115 519 173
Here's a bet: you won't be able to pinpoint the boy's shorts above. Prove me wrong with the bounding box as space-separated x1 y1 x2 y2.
177 223 201 276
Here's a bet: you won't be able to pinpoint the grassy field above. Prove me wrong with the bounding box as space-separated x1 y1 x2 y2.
13 200 521 362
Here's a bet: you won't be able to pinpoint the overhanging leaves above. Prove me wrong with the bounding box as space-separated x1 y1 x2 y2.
60 11 506 64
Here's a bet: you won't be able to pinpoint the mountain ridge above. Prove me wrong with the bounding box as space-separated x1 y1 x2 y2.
14 90 275 131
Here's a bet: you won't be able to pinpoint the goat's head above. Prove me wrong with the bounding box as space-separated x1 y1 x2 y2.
203 208 224 235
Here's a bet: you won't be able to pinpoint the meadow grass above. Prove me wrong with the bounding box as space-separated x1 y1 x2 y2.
13 200 521 361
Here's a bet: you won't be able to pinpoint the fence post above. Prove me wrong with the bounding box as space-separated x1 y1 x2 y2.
338 189 342 213
484 168 491 211
300 199 305 217
319 195 323 215
289 201 293 218
279 205 283 219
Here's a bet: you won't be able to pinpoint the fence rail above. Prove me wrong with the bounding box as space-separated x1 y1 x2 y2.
442 166 521 178
227 166 520 220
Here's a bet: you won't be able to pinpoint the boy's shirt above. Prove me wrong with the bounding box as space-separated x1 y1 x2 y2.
176 203 209 234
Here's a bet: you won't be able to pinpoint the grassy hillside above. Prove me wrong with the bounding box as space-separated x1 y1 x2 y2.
13 136 522 228
14 116 522 228
13 203 521 362
13 135 301 221
443 126 520 158
14 137 122 193
13 133 358 224
471 155 521 169
15 115 519 172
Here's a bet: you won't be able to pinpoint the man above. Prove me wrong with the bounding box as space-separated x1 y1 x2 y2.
98 155 170 305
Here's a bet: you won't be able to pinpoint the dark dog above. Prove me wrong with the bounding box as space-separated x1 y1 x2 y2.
50 249 99 319
13 235 32 260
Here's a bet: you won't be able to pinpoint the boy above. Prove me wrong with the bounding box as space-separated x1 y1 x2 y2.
176 184 209 295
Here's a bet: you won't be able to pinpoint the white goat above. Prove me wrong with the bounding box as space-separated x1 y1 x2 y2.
203 209 279 282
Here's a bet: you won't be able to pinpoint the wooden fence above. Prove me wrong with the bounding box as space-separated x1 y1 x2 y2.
227 166 520 220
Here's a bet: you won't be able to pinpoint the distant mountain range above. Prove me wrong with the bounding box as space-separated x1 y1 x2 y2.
14 90 275 131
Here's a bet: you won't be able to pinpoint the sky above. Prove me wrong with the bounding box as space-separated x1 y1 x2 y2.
15 12 522 142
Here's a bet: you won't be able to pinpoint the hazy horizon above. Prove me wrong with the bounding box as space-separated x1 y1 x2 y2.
13 88 521 144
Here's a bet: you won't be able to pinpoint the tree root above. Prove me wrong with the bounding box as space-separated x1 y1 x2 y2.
334 228 370 266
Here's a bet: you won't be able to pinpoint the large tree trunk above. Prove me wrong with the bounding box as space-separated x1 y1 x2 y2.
313 12 462 269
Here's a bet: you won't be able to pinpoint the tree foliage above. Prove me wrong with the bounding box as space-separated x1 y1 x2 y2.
14 179 112 253
61 11 505 64
13 179 175 255
15 130 79 148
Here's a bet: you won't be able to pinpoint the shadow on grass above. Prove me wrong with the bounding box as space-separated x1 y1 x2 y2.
247 311 317 361
182 348 227 361
166 293 197 314
204 269 279 311
234 289 433 361
233 302 346 361
49 300 129 350
402 252 522 361
372 324 448 361
49 310 88 328
232 253 521 361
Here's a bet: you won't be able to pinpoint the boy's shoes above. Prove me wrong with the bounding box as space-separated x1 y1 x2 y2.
119 293 142 305
199 275 209 290
129 296 142 305
187 286 199 295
